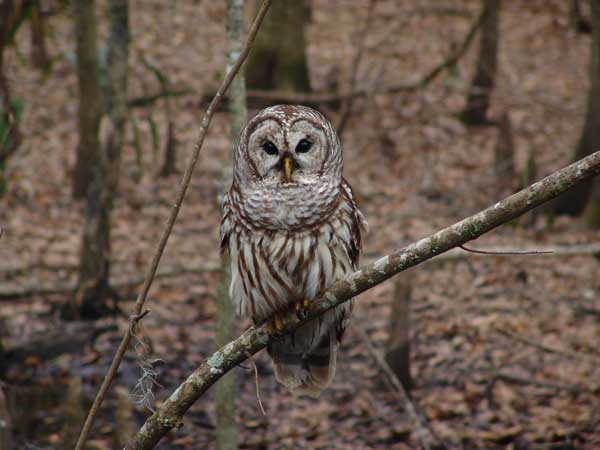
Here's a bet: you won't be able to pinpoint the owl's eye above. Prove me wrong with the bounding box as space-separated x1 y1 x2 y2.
295 138 312 154
262 140 279 156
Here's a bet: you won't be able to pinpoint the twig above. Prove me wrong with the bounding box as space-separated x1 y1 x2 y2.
431 242 600 262
249 357 266 416
336 0 378 136
73 2 273 450
494 327 600 365
126 152 600 450
415 2 485 89
353 324 438 450
459 244 553 255
127 88 194 108
489 372 595 395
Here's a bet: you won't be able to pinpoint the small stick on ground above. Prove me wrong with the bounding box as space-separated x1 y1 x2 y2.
494 327 600 364
488 372 596 398
249 356 266 416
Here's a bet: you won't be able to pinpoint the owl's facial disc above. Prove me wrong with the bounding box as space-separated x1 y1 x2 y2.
245 116 331 185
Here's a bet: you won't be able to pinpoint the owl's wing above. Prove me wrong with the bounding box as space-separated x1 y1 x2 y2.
220 190 233 255
341 178 368 270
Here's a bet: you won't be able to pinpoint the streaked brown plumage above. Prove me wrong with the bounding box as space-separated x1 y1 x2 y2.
220 105 367 397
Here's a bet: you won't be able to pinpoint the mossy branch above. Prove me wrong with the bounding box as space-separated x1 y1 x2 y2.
127 152 600 450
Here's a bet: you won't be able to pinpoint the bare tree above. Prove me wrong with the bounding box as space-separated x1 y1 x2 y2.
71 0 102 199
461 0 500 125
67 0 129 319
215 1 247 448
245 0 311 92
552 0 600 217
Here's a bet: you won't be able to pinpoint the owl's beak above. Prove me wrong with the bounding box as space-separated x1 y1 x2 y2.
282 154 293 182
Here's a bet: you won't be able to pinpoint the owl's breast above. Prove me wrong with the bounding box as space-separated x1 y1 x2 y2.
242 180 340 231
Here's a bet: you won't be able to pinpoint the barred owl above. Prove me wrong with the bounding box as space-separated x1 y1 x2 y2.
220 105 367 397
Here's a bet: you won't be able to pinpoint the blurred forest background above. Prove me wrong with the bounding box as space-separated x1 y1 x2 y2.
1 0 600 449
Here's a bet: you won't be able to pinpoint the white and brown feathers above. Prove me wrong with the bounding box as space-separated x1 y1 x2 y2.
220 105 367 397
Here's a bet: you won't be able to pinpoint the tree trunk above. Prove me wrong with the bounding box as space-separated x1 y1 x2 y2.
29 1 50 71
494 111 515 196
583 180 600 228
384 276 413 390
58 377 84 450
552 0 600 216
72 0 102 199
245 0 311 92
159 120 177 176
570 0 592 34
215 2 246 449
523 146 538 227
68 0 129 320
115 385 134 449
0 1 24 197
461 0 500 125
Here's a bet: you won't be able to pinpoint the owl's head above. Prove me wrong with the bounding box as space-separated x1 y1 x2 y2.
233 105 342 188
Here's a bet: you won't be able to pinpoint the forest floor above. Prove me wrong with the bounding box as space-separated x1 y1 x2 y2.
1 0 600 449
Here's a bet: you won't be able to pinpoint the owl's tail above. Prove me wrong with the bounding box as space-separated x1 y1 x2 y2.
268 327 337 398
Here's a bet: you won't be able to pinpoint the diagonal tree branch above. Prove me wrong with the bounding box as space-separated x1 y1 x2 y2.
73 2 273 449
127 152 600 450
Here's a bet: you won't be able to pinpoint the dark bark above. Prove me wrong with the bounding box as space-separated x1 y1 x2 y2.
71 0 102 198
68 0 129 320
29 1 50 71
570 0 592 34
494 111 515 195
461 0 500 125
552 0 600 216
385 276 413 390
159 121 177 176
245 0 311 92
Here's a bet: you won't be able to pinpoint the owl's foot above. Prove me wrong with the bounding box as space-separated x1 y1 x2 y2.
266 313 286 337
294 298 311 320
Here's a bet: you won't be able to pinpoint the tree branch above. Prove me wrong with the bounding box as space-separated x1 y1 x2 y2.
127 152 600 449
73 2 273 449
200 3 485 109
127 88 194 108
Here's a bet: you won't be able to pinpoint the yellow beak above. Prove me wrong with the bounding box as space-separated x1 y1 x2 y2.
283 154 293 182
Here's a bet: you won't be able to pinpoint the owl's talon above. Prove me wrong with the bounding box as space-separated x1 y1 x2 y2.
267 314 286 337
295 298 310 320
